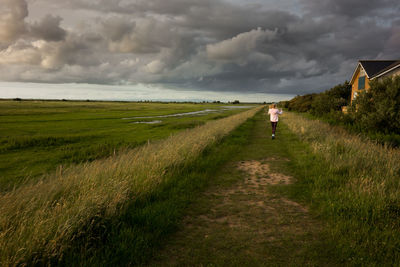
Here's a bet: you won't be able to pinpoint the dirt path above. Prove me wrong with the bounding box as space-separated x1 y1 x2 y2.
149 112 334 266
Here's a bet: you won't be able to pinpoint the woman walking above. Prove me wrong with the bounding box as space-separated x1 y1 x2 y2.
268 104 283 139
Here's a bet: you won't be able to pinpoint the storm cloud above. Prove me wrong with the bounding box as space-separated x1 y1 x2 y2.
0 0 399 95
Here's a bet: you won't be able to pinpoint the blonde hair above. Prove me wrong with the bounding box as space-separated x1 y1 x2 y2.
269 104 276 109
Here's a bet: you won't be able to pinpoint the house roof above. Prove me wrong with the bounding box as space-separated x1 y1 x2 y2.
372 60 400 79
350 60 398 84
359 60 397 78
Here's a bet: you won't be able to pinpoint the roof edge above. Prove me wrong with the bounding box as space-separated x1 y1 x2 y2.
371 60 400 80
350 62 363 85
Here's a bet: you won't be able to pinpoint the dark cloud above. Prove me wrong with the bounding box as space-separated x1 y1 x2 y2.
206 28 277 64
101 16 135 42
29 15 66 42
0 0 399 95
383 20 400 58
301 0 400 18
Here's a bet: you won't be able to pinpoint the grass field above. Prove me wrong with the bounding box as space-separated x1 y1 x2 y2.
2 101 400 266
0 100 260 265
148 110 339 266
282 112 400 265
146 110 400 266
0 100 253 190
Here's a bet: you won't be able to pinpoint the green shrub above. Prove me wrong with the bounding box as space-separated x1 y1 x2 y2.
311 82 351 115
351 76 400 134
283 79 400 146
285 82 351 115
287 94 316 112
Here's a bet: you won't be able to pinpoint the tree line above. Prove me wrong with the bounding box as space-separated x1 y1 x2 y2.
280 76 400 146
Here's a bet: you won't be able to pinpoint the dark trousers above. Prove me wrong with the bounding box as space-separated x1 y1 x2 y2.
271 121 278 134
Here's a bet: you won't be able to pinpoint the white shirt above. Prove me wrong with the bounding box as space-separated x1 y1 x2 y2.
268 108 283 122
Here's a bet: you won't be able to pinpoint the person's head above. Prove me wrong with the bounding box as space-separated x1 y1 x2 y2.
269 104 276 109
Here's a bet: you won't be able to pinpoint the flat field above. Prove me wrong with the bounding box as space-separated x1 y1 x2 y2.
0 100 253 190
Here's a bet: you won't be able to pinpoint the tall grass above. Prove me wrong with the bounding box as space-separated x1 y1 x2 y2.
282 112 400 264
0 107 261 265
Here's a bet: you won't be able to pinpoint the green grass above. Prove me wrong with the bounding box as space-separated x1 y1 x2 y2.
0 102 260 266
55 109 338 266
92 108 399 266
0 100 253 190
59 115 256 266
148 109 339 266
4 101 398 265
281 112 400 266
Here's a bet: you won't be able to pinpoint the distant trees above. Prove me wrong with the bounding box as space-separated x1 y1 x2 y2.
284 94 316 112
311 82 351 115
282 78 400 146
282 81 351 115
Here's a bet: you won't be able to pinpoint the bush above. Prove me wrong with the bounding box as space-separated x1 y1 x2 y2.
350 76 400 134
311 82 351 115
286 94 316 112
284 82 351 115
283 78 400 146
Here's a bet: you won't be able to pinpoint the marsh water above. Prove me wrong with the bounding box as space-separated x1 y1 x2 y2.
122 106 253 124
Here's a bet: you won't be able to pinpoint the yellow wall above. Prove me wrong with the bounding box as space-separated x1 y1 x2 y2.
351 66 370 104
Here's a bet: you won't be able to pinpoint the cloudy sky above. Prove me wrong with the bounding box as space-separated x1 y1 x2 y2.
0 0 399 99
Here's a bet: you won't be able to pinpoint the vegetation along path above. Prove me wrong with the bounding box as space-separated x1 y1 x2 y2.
150 110 338 266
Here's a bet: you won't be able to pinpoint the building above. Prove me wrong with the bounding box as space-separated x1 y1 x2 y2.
350 60 400 104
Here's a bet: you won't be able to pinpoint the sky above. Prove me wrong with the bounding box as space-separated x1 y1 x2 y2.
0 0 399 101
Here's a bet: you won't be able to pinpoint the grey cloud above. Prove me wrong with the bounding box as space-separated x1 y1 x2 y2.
0 0 28 46
206 28 277 64
177 6 297 41
101 16 135 42
51 0 297 39
383 20 400 58
29 15 67 42
42 34 105 69
103 17 180 54
301 0 400 18
60 0 212 16
0 0 399 96
144 60 166 74
0 40 41 65
0 32 104 70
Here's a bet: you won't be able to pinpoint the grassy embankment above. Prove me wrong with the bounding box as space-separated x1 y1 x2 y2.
283 112 400 265
141 110 400 266
0 104 261 266
0 100 249 190
150 109 338 266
